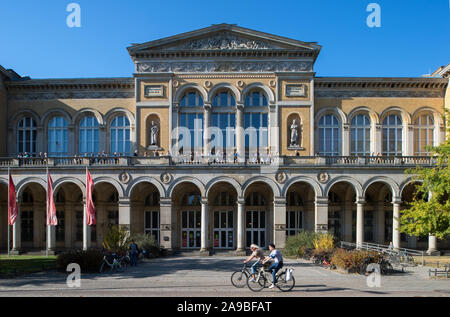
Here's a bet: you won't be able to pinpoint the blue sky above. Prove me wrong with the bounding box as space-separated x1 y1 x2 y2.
0 0 449 79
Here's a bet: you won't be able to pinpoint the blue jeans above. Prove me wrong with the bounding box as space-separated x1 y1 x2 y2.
130 252 137 266
251 260 262 275
268 261 283 284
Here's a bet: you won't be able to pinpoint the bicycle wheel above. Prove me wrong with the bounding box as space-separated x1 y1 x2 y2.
231 271 248 288
247 273 266 292
383 262 393 275
99 261 105 273
276 272 295 292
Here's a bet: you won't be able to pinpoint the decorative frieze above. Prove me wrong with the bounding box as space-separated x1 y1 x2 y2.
315 90 445 98
136 61 313 73
11 91 135 100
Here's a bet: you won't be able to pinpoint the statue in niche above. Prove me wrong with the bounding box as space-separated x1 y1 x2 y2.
290 119 299 147
150 121 159 146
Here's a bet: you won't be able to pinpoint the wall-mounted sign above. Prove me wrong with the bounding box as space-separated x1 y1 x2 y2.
144 85 164 98
286 84 306 97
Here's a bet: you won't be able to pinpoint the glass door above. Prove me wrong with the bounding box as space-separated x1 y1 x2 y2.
145 211 160 243
213 211 234 249
246 210 266 248
181 211 201 249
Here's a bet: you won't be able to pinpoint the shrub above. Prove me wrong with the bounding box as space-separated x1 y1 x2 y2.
131 233 161 257
56 250 103 273
330 248 383 271
102 226 130 254
285 231 320 257
313 233 335 253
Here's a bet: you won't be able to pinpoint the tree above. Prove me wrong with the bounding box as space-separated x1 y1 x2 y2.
399 111 450 240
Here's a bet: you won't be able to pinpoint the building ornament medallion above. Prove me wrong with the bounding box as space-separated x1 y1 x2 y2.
275 171 287 184
160 172 173 184
317 172 329 184
119 172 131 184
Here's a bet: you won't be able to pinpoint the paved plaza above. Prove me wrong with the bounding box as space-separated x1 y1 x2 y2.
0 256 449 297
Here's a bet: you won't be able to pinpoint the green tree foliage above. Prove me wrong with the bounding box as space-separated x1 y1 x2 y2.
399 111 450 240
102 225 131 254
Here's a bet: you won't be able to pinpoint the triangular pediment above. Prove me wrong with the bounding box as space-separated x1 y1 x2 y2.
128 24 321 54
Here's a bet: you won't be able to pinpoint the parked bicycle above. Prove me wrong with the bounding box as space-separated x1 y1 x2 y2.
231 263 252 288
247 263 295 292
99 252 130 273
359 256 393 275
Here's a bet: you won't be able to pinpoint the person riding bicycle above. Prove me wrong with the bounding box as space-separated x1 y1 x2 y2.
243 244 265 282
262 243 284 289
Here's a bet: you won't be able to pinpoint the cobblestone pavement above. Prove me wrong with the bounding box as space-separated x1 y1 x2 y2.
0 256 449 297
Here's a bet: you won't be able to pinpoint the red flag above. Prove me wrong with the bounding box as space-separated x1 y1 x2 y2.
86 169 96 226
8 174 18 225
47 171 57 226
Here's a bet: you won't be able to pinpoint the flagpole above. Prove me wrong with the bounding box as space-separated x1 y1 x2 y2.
7 167 10 258
46 166 49 258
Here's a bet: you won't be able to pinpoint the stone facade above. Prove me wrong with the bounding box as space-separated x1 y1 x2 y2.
0 24 449 254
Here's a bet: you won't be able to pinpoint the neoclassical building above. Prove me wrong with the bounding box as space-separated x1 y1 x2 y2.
0 24 449 254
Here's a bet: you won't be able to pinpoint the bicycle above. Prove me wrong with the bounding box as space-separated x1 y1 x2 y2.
247 263 295 292
99 252 129 273
231 263 251 288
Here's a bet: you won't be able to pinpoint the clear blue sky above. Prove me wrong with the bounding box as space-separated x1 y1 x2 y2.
0 0 449 79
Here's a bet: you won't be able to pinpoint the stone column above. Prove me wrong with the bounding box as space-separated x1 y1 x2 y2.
343 199 352 242
82 200 91 251
68 124 75 156
342 123 350 156
314 196 328 233
374 124 382 154
11 204 21 254
235 104 245 163
236 198 245 255
392 197 401 249
203 104 211 156
427 234 439 255
406 124 414 156
356 199 365 248
376 201 385 244
159 198 173 252
118 197 131 232
273 197 287 249
200 198 209 254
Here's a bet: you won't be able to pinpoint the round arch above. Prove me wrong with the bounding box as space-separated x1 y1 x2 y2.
205 177 242 197
362 176 399 198
399 177 423 198
379 107 411 125
105 108 136 128
207 83 241 104
240 82 275 104
348 106 380 125
324 176 363 198
282 176 323 198
9 109 41 130
167 177 206 197
92 177 124 197
174 83 208 104
0 177 8 187
72 108 105 126
126 176 166 198
53 177 86 198
242 176 281 198
315 107 347 125
16 177 47 199
40 108 72 127
411 107 444 125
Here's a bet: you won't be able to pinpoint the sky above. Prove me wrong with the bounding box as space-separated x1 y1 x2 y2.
0 0 449 79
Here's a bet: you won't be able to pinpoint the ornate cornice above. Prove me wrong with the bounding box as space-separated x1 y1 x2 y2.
315 77 448 89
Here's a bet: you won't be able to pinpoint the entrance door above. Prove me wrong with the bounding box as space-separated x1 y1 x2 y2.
213 211 234 249
246 210 266 248
181 211 201 249
145 211 160 243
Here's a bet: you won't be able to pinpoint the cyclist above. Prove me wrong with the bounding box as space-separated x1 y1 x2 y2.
262 243 284 289
244 244 265 282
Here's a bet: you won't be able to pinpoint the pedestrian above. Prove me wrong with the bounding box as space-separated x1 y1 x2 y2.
129 239 139 266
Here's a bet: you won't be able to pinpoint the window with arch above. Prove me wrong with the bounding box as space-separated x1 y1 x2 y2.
48 116 68 157
244 90 268 150
211 90 236 152
179 90 204 153
181 192 201 206
318 114 341 156
350 114 371 156
79 116 99 155
212 192 235 206
17 117 37 155
382 114 402 156
110 115 131 155
414 114 434 156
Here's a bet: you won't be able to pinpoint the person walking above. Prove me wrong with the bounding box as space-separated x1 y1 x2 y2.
129 240 139 266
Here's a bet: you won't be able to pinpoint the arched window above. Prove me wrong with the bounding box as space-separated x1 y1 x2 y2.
414 114 434 155
350 114 371 156
244 91 268 151
181 192 201 206
179 90 203 153
110 116 131 155
79 116 99 155
382 114 402 156
318 114 340 156
211 91 236 152
48 116 68 157
17 117 37 155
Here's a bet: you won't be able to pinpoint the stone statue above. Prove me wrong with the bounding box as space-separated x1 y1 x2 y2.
150 121 159 146
290 119 299 147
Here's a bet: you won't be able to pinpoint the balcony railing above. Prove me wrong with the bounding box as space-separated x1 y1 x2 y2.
0 155 437 168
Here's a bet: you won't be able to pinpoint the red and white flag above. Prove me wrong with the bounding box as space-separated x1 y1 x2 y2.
46 171 57 226
86 169 96 226
8 173 18 225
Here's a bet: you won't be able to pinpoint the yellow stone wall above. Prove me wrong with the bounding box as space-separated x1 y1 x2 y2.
137 107 170 153
280 107 311 156
0 79 7 156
